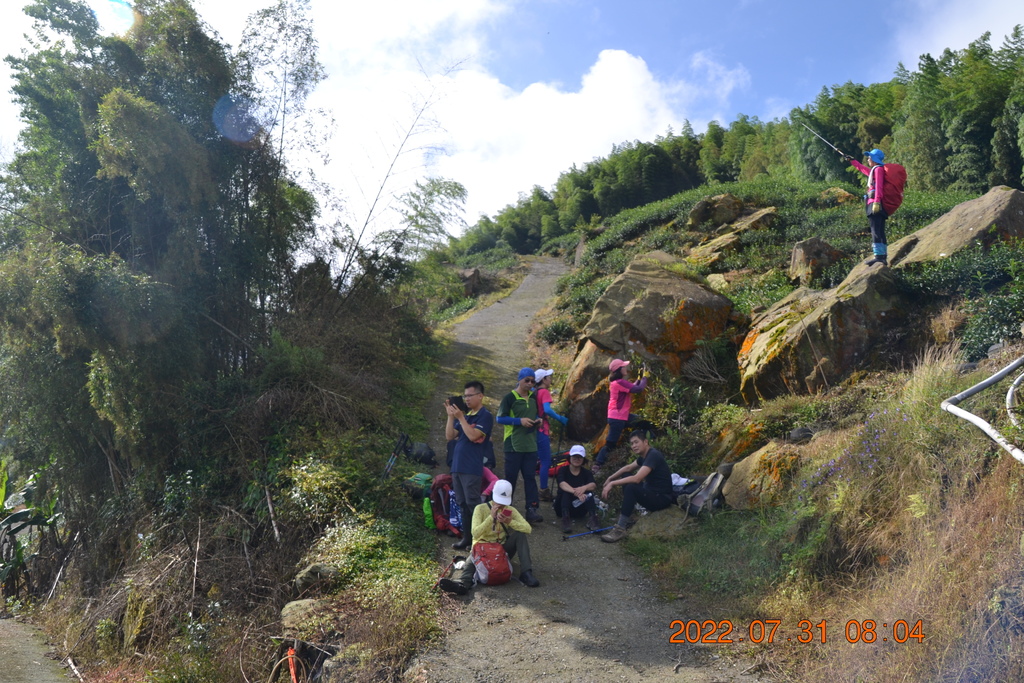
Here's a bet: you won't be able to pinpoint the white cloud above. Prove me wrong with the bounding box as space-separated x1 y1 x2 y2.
893 0 1022 70
2 0 751 238
427 50 685 221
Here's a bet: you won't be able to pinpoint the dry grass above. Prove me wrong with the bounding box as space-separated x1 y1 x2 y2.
929 302 967 345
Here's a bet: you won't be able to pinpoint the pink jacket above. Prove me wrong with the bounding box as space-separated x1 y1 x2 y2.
607 377 647 421
850 159 885 208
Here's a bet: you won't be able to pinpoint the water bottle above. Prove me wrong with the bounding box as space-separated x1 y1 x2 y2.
572 492 593 508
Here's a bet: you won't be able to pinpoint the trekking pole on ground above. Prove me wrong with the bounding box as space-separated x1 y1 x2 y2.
799 121 852 160
381 433 409 479
432 557 457 590
562 526 614 541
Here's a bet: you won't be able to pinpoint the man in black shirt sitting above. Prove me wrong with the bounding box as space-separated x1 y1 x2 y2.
600 430 674 543
555 445 599 533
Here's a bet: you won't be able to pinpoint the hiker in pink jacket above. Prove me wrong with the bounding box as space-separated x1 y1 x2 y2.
846 148 888 266
593 359 647 475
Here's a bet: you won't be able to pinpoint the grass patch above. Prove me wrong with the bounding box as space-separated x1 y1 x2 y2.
627 509 790 612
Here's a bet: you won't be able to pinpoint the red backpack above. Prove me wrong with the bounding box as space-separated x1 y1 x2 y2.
471 540 513 585
880 163 907 215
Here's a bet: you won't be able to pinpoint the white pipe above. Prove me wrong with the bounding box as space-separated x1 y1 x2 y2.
941 354 1024 464
1006 368 1024 427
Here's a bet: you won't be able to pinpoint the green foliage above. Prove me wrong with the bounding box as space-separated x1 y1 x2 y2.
961 286 1024 360
899 238 1020 297
727 271 796 316
538 318 577 346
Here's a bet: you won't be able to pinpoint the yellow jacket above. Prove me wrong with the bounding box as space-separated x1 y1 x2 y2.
471 501 531 548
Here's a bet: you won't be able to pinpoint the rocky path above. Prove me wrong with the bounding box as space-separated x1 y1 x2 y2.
407 258 763 682
0 617 70 682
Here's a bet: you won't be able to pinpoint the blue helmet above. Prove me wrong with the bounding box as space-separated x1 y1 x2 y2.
863 148 885 164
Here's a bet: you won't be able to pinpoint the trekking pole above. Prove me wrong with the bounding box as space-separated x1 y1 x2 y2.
562 526 614 541
381 433 409 479
432 558 457 590
799 121 852 160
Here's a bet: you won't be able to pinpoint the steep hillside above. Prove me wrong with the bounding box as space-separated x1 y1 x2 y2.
524 177 1024 680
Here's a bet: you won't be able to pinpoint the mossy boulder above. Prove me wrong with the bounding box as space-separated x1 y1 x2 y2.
890 186 1024 268
737 260 908 403
563 251 734 440
721 442 800 509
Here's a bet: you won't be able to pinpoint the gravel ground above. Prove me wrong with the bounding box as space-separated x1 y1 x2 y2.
406 257 765 683
0 616 70 682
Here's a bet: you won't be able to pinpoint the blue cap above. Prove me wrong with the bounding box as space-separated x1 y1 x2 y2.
517 367 535 381
863 148 885 164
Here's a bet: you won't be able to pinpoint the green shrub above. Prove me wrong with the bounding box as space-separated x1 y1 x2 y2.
538 319 576 346
728 270 796 315
961 288 1024 361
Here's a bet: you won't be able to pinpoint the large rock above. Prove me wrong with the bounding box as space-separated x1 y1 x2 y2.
688 232 741 267
281 598 325 634
294 563 340 596
721 442 800 509
789 237 844 286
685 193 744 229
562 340 617 440
458 268 483 297
713 207 777 236
890 186 1024 268
688 207 776 268
563 251 735 440
737 260 908 403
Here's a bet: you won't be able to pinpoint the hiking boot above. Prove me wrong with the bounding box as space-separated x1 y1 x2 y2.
866 255 887 267
451 536 471 550
586 513 601 531
561 515 572 534
519 570 540 588
600 525 628 543
539 487 553 502
438 578 469 596
525 508 544 524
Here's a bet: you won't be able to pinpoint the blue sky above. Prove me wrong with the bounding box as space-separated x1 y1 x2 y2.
0 0 1021 234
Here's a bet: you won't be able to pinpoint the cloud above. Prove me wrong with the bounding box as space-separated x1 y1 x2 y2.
893 0 1022 70
2 0 750 238
426 49 684 221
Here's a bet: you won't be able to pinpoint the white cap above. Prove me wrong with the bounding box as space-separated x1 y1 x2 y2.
492 479 514 505
534 368 554 382
569 445 586 458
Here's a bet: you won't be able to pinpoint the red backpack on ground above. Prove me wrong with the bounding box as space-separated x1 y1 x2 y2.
880 163 907 215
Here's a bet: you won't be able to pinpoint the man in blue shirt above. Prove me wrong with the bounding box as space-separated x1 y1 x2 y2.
445 380 493 550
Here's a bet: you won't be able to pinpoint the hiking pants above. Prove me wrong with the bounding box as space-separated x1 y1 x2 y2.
451 472 483 540
868 208 888 252
620 484 673 518
505 449 540 509
537 432 552 490
556 490 596 518
595 418 627 465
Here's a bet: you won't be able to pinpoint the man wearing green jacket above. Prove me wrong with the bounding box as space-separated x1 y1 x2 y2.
496 368 543 523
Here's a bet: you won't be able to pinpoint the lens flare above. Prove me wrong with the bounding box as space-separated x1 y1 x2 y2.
213 94 261 144
89 0 136 36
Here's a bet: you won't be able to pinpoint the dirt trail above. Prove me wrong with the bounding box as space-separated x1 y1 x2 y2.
407 258 763 682
0 617 70 681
